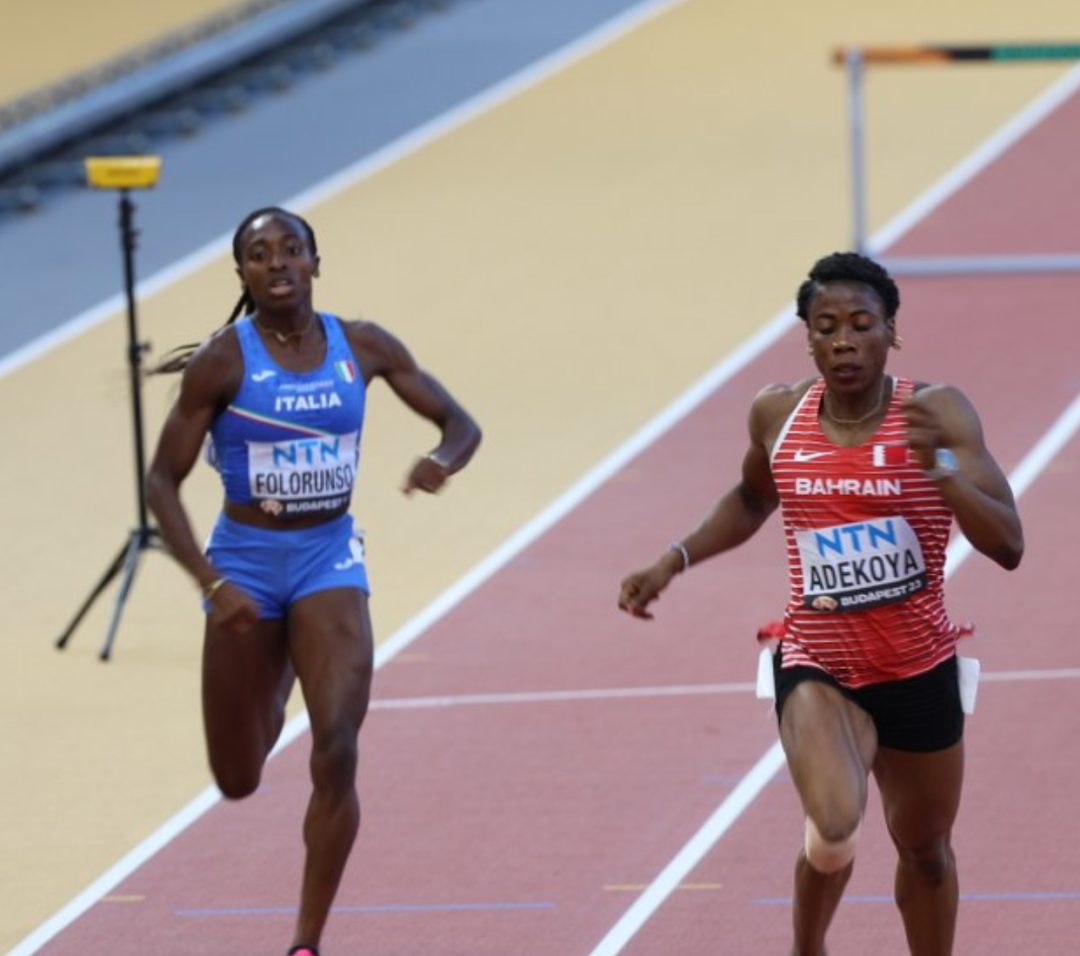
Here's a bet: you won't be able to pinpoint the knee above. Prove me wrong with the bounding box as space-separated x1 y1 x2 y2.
895 833 954 886
310 726 359 793
211 762 263 801
805 816 861 874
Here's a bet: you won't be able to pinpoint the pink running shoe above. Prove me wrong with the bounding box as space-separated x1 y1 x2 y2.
287 947 319 956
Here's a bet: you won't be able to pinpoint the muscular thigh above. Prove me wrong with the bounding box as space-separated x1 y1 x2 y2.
874 741 964 849
780 678 878 826
202 616 290 759
287 587 374 736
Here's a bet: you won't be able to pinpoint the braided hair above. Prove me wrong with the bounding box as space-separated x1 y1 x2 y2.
795 251 900 323
149 207 318 374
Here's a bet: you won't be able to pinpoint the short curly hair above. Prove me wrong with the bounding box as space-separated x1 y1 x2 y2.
795 251 900 322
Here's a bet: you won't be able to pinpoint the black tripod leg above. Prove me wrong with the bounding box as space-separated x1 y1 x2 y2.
100 532 144 661
55 540 131 650
56 191 163 660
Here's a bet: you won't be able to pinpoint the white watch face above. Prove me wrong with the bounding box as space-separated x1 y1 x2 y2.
934 447 959 473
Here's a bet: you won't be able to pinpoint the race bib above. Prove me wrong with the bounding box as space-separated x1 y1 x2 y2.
796 515 926 613
247 431 359 516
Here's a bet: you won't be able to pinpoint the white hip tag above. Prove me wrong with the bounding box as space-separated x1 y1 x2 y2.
957 655 980 715
756 647 776 700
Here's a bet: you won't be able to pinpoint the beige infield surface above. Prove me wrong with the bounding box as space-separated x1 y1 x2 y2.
3 0 1079 949
0 0 264 105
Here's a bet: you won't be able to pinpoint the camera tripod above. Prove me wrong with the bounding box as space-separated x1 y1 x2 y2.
56 162 167 661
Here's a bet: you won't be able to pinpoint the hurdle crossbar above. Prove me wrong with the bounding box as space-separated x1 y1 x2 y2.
835 42 1080 277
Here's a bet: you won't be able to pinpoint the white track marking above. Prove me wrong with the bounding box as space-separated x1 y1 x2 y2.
372 683 756 711
366 666 1080 712
586 739 789 956
980 667 1080 683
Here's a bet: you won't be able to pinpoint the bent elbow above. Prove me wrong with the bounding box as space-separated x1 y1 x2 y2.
1000 549 1023 572
462 422 483 465
995 537 1024 571
144 469 169 519
143 473 158 513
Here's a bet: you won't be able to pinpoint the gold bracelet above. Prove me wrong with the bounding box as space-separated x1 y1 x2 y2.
201 577 227 600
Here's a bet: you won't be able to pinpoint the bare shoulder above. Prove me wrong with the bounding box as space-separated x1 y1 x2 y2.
341 317 392 352
340 316 379 343
750 378 814 434
910 381 976 415
181 325 242 401
911 380 963 400
340 317 414 378
196 322 241 362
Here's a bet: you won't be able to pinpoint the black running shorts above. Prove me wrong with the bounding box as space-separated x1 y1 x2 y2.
773 651 964 752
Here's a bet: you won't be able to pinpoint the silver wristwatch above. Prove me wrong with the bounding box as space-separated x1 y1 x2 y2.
926 447 959 480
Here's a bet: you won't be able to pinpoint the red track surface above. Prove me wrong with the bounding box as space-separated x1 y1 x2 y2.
32 87 1080 956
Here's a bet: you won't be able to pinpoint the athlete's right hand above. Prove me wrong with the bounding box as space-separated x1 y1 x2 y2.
208 582 259 635
618 565 674 620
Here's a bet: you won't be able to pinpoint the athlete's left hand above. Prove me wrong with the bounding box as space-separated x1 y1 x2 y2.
902 395 948 471
402 454 449 496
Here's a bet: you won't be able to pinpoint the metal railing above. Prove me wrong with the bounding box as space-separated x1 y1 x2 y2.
834 42 1080 276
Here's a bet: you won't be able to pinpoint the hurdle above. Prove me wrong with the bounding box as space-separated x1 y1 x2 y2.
833 42 1080 276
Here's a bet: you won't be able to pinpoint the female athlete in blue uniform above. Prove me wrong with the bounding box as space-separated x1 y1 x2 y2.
146 207 482 956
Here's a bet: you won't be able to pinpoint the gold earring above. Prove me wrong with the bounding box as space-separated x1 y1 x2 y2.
892 334 903 350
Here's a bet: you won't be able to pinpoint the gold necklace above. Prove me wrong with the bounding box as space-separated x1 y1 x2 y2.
254 311 315 345
822 377 888 426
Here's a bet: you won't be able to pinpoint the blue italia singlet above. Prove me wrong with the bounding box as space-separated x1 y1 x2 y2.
208 313 366 517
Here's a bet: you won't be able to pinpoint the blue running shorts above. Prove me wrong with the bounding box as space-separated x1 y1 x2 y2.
205 513 370 619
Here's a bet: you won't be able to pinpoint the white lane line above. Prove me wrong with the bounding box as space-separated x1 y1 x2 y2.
587 739 789 956
368 665 1080 713
0 0 693 383
587 392 1080 954
981 667 1080 684
371 682 756 711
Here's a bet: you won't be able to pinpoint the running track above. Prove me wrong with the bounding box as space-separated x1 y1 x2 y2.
17 51 1080 956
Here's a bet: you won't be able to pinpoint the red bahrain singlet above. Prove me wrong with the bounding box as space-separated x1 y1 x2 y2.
770 376 960 688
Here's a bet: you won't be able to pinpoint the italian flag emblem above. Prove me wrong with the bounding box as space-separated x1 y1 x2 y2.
335 360 357 383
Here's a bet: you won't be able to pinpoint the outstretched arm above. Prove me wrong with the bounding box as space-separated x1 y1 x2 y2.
349 321 482 495
618 386 786 619
904 384 1023 570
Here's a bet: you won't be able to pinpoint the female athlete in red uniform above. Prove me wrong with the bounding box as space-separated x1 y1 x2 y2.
618 252 1023 956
